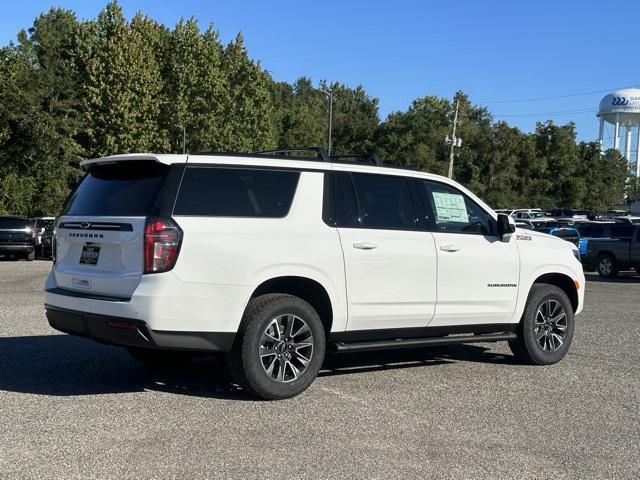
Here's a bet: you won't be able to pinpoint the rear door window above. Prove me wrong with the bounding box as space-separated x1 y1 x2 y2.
173 167 299 217
64 161 168 216
333 172 416 230
332 172 360 227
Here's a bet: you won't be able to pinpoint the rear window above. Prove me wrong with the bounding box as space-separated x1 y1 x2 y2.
64 161 168 216
35 219 54 229
173 167 300 217
552 229 579 240
577 224 606 238
611 225 635 239
0 218 30 229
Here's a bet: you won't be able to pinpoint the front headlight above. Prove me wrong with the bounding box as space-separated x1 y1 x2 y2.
572 249 580 261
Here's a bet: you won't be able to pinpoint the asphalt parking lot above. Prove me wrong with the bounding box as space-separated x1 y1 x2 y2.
0 260 638 479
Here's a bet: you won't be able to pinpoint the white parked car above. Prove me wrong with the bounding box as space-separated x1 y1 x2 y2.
45 150 585 399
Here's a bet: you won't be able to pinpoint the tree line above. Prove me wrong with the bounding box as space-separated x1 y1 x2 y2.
0 2 631 216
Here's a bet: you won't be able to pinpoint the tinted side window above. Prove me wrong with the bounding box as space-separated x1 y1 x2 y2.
419 180 493 235
578 224 605 238
333 173 360 227
173 167 299 217
349 173 415 230
611 225 635 239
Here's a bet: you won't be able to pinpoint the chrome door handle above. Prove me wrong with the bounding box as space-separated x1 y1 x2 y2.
353 241 377 250
439 244 460 252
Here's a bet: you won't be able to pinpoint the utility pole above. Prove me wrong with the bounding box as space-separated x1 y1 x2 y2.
319 88 333 156
176 125 186 154
446 99 461 179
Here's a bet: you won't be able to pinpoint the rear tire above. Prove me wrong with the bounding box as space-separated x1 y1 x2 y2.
227 294 326 400
508 284 574 365
127 347 193 368
597 253 618 278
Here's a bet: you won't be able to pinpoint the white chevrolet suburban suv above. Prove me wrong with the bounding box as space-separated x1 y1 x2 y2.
45 148 585 400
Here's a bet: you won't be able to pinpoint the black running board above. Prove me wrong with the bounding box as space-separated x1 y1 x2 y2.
329 332 518 353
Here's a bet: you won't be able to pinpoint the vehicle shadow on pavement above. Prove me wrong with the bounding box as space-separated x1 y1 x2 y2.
0 334 249 400
0 335 519 399
321 344 519 377
585 274 639 284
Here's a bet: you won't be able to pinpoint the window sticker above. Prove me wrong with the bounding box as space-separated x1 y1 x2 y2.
432 191 469 223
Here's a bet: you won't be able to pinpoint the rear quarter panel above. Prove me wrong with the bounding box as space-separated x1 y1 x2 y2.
171 171 348 332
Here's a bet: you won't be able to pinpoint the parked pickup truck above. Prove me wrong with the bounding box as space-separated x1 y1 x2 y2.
583 226 640 277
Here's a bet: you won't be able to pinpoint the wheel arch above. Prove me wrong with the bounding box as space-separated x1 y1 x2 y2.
250 276 334 335
533 272 578 313
596 250 615 259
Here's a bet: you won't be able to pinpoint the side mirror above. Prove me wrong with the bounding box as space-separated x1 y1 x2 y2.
497 213 516 241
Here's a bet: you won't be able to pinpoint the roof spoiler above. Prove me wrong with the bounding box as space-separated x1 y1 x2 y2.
80 153 187 168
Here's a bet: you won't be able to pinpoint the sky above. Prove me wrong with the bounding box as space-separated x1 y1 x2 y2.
1 0 639 143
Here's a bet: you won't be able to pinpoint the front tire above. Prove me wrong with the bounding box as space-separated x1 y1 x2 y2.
25 250 35 261
597 254 618 278
227 294 326 400
509 284 574 365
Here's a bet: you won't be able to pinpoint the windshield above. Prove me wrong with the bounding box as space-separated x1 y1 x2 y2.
63 161 168 216
0 218 30 229
35 219 54 228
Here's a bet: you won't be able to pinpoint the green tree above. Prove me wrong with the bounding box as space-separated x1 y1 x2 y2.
81 2 167 157
219 33 275 151
481 122 533 208
579 144 628 209
0 8 84 216
323 81 379 154
161 20 226 152
534 121 585 208
275 77 326 149
375 95 450 174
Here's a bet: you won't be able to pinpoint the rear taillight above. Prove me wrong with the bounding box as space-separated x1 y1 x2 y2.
144 217 182 274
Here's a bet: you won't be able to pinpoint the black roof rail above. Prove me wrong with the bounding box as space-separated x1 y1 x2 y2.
253 147 329 162
329 153 383 166
192 147 423 172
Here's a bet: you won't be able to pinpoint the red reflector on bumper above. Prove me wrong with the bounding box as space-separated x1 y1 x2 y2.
106 320 138 331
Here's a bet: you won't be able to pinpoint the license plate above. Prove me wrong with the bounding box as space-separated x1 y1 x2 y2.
79 245 100 265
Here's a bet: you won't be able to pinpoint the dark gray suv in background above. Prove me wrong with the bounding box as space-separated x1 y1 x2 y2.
0 216 36 261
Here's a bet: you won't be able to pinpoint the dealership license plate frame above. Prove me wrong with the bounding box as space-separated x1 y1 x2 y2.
79 245 100 266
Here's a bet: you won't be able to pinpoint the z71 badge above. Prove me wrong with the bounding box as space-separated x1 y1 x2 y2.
515 234 532 241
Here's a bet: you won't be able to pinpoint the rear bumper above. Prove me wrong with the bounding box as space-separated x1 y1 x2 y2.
44 270 252 333
45 305 236 353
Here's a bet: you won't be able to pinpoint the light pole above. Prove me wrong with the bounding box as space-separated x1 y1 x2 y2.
175 125 186 154
446 99 461 179
318 88 333 156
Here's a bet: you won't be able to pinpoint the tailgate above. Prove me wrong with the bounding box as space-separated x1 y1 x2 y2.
54 217 146 298
51 159 177 299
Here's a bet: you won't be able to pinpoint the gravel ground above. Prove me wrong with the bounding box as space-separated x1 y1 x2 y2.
0 260 638 479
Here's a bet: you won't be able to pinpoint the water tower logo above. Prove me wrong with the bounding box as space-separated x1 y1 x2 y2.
597 88 640 176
